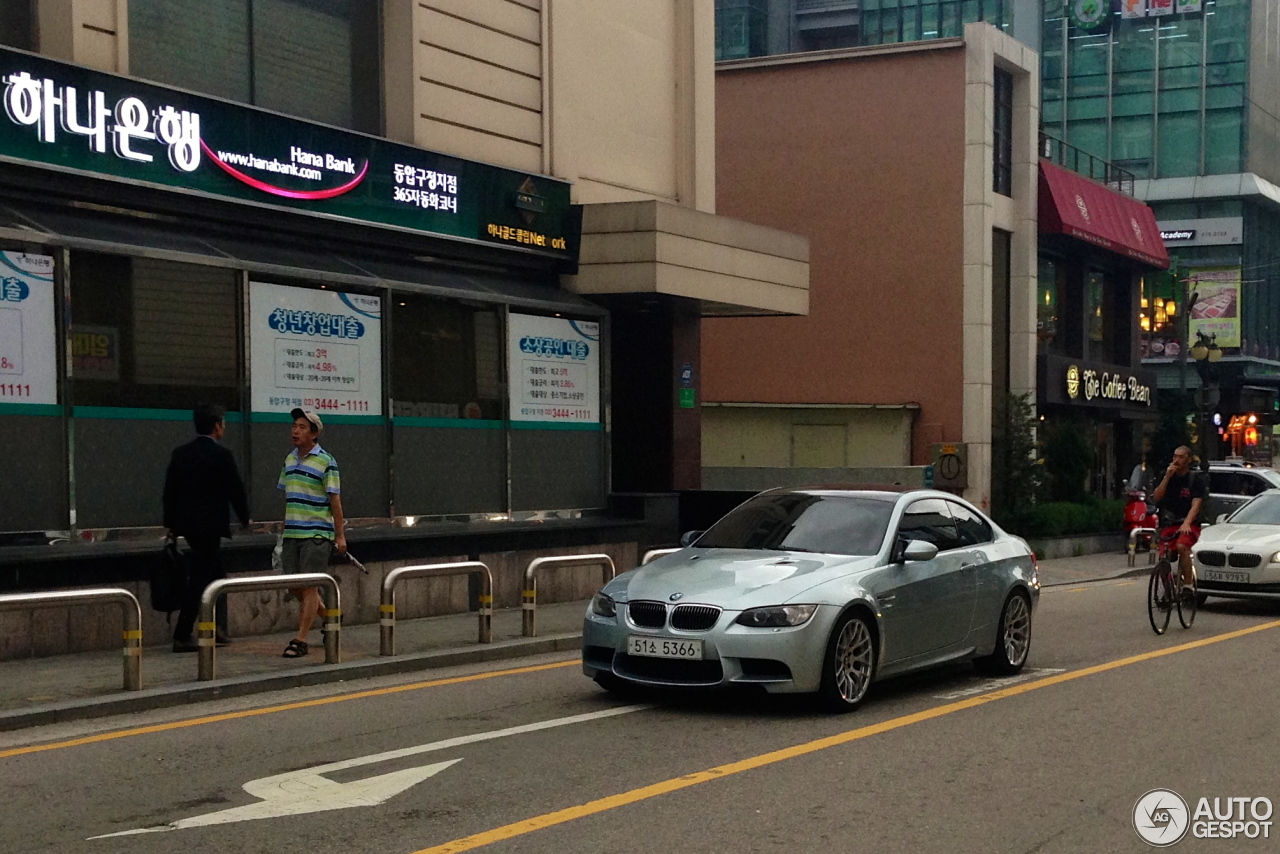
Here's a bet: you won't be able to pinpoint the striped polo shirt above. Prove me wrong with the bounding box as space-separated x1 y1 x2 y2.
277 444 341 540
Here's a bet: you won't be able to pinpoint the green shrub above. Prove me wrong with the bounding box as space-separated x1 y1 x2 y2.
1001 497 1125 539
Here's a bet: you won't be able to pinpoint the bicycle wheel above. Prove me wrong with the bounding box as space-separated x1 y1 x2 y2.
1148 561 1172 635
1177 574 1198 629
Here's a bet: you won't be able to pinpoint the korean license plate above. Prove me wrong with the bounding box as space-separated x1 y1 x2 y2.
627 635 703 660
1204 570 1249 584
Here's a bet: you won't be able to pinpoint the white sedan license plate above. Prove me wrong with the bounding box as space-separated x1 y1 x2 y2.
1204 570 1249 584
627 635 703 660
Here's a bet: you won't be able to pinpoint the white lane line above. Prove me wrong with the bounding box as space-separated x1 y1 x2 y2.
89 704 650 839
932 668 1067 700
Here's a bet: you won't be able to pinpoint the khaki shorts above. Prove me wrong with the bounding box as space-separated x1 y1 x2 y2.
281 535 332 575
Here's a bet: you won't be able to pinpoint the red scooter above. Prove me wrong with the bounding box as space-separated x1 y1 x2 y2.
1124 489 1159 565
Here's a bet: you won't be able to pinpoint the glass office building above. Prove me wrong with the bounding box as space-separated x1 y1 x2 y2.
1043 0 1280 464
714 0 1038 59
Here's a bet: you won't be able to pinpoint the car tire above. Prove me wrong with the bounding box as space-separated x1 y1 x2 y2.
817 611 877 713
974 591 1032 676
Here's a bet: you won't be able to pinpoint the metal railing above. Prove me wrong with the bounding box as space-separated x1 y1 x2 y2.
641 547 680 565
380 561 493 655
1040 132 1136 197
0 588 142 690
522 554 616 637
1127 527 1158 567
197 573 340 680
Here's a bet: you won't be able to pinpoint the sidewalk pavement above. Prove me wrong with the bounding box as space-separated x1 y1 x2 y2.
0 549 1144 732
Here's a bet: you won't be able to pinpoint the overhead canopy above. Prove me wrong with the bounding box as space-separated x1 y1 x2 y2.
0 200 604 316
1038 160 1169 269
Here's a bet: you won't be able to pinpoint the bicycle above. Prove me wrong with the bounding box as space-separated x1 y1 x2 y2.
1147 527 1198 635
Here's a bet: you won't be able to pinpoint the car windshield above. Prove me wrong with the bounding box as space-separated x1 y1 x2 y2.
1260 469 1280 489
695 493 894 556
1228 493 1280 525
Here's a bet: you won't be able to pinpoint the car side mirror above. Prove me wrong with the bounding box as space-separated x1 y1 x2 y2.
1217 514 1228 524
679 530 705 547
902 539 938 562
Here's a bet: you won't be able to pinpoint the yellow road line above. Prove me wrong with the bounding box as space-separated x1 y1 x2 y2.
413 618 1280 854
0 659 580 760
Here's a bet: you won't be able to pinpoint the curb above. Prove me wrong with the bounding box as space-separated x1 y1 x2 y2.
0 632 583 733
1041 566 1152 587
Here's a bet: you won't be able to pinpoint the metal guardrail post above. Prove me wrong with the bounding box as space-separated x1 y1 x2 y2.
522 553 616 637
380 561 493 655
641 547 680 565
0 588 142 691
1127 527 1157 567
197 573 339 680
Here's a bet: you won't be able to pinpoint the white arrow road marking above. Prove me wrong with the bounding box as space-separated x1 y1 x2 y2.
90 704 649 839
932 668 1067 701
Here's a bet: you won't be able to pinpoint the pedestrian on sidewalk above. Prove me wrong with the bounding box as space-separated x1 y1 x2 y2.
278 408 345 658
163 403 251 653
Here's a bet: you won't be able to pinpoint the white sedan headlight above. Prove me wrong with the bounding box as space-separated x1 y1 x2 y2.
1270 551 1280 565
735 604 818 628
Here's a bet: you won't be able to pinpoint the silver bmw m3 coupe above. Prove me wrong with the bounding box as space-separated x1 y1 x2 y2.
583 486 1040 711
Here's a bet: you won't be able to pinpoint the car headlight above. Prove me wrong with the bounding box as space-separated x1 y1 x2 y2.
1270 551 1280 565
735 604 818 628
590 593 616 618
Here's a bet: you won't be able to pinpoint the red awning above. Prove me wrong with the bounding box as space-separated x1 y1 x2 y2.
1038 160 1169 269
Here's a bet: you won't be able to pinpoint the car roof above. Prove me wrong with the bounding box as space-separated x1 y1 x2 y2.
762 484 917 503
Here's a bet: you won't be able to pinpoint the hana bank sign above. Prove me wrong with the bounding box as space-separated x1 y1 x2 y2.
2 69 367 200
1067 365 1152 406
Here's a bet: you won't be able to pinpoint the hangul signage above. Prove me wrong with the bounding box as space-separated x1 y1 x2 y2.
1122 0 1201 18
0 251 56 406
0 46 576 263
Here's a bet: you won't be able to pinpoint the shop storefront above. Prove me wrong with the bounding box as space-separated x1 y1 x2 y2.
1036 159 1169 496
0 45 609 552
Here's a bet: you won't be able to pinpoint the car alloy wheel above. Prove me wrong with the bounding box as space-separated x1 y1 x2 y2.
1001 594 1031 667
976 591 1032 675
820 612 875 712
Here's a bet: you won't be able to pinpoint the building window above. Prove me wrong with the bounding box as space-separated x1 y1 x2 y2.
1085 270 1109 363
0 0 34 50
390 296 504 422
862 0 1010 47
70 252 241 412
129 0 382 134
993 67 1013 196
1038 258 1059 353
715 0 768 60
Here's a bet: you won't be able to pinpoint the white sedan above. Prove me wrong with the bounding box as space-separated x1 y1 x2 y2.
1193 491 1280 601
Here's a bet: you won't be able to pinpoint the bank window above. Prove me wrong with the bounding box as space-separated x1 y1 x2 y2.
129 0 382 134
993 67 1013 196
390 296 503 421
70 252 241 411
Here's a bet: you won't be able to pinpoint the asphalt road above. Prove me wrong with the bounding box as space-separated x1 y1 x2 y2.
3 580 1279 854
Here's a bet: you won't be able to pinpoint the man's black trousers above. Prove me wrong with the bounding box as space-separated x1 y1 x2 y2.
174 535 229 641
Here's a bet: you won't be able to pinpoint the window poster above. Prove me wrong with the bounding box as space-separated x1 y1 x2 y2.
507 313 600 424
0 251 56 406
1188 267 1241 349
249 281 382 416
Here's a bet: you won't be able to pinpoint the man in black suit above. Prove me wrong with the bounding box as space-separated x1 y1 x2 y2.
163 403 251 652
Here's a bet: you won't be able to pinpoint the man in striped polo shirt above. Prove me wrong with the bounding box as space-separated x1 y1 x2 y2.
278 408 345 658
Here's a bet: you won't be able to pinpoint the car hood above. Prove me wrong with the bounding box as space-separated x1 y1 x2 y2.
609 548 879 609
1196 524 1280 551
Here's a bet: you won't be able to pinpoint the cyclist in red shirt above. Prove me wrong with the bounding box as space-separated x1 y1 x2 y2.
1151 445 1208 593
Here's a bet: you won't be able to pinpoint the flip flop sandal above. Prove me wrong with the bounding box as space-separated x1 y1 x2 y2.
282 639 309 658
